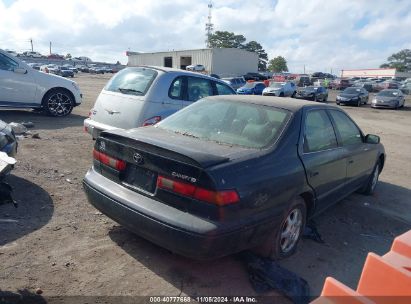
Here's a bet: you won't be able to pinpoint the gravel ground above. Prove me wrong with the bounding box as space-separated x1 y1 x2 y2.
1 73 410 303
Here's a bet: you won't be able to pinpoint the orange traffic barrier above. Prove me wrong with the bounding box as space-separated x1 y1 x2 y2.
311 230 411 304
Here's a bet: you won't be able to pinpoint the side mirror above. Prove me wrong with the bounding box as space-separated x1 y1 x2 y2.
14 67 27 74
365 134 380 144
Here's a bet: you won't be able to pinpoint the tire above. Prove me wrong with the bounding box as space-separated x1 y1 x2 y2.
360 161 380 195
254 197 306 260
42 89 74 117
291 91 296 98
314 95 318 102
279 93 284 97
336 102 340 105
357 100 361 107
323 95 328 102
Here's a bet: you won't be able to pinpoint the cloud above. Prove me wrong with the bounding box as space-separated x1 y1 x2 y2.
0 0 410 72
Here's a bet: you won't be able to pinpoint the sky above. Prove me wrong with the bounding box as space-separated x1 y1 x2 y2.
1 0 411 74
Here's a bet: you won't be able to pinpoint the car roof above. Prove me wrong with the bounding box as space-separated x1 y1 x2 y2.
127 65 225 81
203 95 336 112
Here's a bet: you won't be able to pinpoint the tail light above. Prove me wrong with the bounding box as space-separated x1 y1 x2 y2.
157 175 239 206
143 116 161 126
93 149 126 171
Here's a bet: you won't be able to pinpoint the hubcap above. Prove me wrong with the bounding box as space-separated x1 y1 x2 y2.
47 92 73 116
371 164 379 191
280 208 303 253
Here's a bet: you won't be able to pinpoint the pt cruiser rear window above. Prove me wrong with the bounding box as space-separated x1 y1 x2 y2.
105 67 157 96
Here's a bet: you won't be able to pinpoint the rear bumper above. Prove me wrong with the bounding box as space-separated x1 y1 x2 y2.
83 168 274 260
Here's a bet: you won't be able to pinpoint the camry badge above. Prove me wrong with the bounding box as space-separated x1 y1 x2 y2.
133 152 144 165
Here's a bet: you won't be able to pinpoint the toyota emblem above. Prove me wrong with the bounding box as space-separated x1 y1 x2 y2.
133 152 144 165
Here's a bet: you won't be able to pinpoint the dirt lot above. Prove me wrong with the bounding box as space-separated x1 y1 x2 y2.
1 74 410 302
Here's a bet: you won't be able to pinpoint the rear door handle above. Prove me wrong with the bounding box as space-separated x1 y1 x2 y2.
310 171 319 177
348 160 354 164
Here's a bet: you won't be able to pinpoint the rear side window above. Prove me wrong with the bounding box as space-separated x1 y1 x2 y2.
105 67 157 96
329 110 362 146
215 82 236 95
169 77 184 99
187 76 213 102
304 110 338 153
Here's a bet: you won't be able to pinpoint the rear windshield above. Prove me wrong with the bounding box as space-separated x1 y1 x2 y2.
105 67 157 96
156 98 291 149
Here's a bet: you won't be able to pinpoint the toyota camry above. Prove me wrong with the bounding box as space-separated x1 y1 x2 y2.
83 96 385 260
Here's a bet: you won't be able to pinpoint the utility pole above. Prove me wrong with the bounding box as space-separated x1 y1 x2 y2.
49 41 52 55
205 1 214 48
303 64 306 74
30 38 33 51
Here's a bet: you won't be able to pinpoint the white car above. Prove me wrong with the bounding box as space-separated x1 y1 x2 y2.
23 51 43 58
0 49 82 117
186 64 205 71
262 81 296 97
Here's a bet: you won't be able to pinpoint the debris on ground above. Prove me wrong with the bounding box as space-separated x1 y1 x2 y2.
21 122 35 128
303 221 325 244
240 251 310 304
32 133 41 139
0 152 17 207
8 122 28 135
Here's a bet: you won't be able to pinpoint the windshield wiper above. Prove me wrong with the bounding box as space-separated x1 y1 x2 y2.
118 88 143 94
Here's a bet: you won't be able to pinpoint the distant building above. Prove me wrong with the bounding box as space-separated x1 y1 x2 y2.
341 68 411 79
126 48 259 77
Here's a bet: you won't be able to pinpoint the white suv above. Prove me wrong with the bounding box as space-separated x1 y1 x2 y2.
0 49 82 117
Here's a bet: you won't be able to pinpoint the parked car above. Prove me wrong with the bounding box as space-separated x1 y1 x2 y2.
83 95 385 260
336 87 369 106
77 65 90 73
27 63 41 70
237 82 266 95
186 64 205 72
243 72 267 81
371 89 405 109
40 64 59 74
222 77 246 90
295 86 328 102
22 51 43 58
47 53 65 60
56 66 74 78
295 75 311 87
0 49 82 117
331 78 351 90
62 64 78 73
262 81 296 97
400 83 411 95
90 66 105 74
0 120 17 157
84 66 236 139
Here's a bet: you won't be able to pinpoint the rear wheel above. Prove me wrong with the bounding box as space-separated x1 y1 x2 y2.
42 89 74 117
254 197 306 260
291 91 296 98
279 93 284 97
357 99 361 107
323 94 328 102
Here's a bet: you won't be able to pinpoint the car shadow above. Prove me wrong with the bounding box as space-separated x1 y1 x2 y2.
0 110 87 130
108 227 279 300
0 174 54 246
107 181 410 299
280 181 411 295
